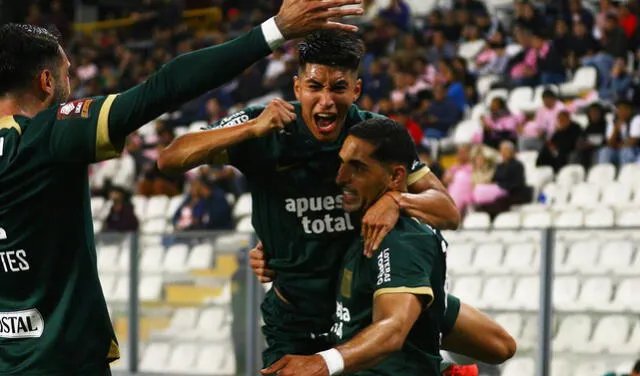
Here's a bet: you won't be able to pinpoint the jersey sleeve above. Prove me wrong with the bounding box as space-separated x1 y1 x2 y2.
370 234 437 306
46 95 121 163
201 106 267 171
442 294 461 338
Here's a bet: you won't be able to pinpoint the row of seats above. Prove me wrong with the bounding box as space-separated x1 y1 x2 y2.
448 239 640 275
503 356 636 376
452 276 640 312
97 243 216 273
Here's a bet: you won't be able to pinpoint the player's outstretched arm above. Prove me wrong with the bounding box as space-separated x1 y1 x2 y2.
158 98 294 174
261 293 424 376
104 0 363 159
442 302 517 364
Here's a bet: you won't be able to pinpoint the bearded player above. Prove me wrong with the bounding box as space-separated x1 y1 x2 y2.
0 2 364 374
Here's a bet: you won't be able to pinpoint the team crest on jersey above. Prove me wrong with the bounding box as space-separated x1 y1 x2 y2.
57 99 93 120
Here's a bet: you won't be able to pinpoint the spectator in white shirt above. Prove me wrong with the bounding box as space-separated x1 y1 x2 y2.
597 100 640 166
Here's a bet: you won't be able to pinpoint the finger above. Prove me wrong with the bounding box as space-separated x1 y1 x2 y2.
249 258 266 270
276 106 297 124
362 220 372 254
262 357 288 375
249 248 265 260
259 276 273 283
264 268 276 278
365 225 383 258
320 21 359 33
371 225 391 253
312 0 363 10
257 240 264 250
320 7 365 19
274 98 295 111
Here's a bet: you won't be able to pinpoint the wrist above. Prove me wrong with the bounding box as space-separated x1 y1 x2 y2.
261 16 285 51
317 348 344 376
385 191 403 210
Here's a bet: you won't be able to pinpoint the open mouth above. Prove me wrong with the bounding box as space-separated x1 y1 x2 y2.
314 113 338 134
342 189 358 204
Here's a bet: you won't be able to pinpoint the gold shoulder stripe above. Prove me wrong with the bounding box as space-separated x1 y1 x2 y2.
96 94 121 161
0 116 22 135
107 339 120 361
407 166 431 186
374 286 434 306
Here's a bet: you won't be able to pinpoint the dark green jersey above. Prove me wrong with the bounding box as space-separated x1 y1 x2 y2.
0 96 120 375
207 103 430 331
330 216 448 376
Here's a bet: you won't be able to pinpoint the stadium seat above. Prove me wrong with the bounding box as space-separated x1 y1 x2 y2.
132 195 148 223
99 275 116 302
142 218 168 234
481 276 514 310
559 240 600 274
469 103 486 120
517 150 539 170
553 210 584 228
452 119 481 144
462 212 491 229
447 243 475 274
458 40 486 61
140 245 165 273
494 313 523 339
553 276 579 311
188 121 208 133
571 113 589 128
98 244 121 274
583 208 615 228
112 276 129 303
559 66 598 97
187 243 214 270
542 183 570 205
140 276 163 302
232 193 252 219
572 361 608 376
586 163 616 185
451 276 483 307
470 243 504 273
617 163 640 186
166 195 183 220
578 315 630 353
612 278 640 312
167 343 198 373
146 195 169 219
155 307 200 338
552 358 571 376
598 241 635 273
476 75 500 97
196 307 231 341
616 209 640 226
91 196 105 219
503 243 538 274
556 164 585 187
493 211 521 229
501 357 535 376
518 316 539 351
116 245 131 273
139 342 171 373
173 125 188 137
162 244 189 274
553 314 592 352
521 211 552 229
235 216 254 232
569 183 600 208
507 276 539 310
505 43 523 57
194 345 226 375
575 277 614 311
600 182 632 207
507 86 534 113
621 320 640 355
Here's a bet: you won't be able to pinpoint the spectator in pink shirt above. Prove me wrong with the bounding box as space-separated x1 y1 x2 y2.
443 144 474 213
519 89 566 151
474 96 525 150
509 28 538 87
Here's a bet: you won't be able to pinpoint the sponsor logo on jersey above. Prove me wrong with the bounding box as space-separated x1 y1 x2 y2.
218 111 250 128
57 99 93 120
0 309 44 338
340 268 353 298
331 301 351 339
376 248 391 285
284 195 355 234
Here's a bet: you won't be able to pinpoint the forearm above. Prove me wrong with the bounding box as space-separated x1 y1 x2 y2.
403 181 460 229
108 24 275 146
336 318 405 373
157 120 256 174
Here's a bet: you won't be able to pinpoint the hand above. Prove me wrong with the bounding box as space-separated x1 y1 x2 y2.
361 192 400 258
252 98 296 138
261 354 329 376
275 0 364 39
249 241 275 283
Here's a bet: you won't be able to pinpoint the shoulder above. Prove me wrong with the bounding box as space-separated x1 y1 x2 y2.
346 105 387 123
379 216 443 254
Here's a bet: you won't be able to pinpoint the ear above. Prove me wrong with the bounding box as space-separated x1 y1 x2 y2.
388 165 407 191
38 69 55 97
293 75 301 102
353 78 362 102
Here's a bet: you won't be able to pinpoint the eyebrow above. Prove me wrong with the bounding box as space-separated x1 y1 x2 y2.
339 156 368 170
305 78 324 86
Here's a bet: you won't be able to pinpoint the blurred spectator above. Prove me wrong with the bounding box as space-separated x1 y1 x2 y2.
567 21 599 70
103 187 139 233
476 96 524 150
532 30 566 85
595 0 618 39
205 97 226 124
598 100 640 166
574 102 609 169
535 110 583 172
602 57 633 101
601 13 629 58
472 141 526 206
565 0 595 31
476 32 509 76
440 60 467 113
363 60 393 102
389 110 423 145
618 3 638 39
508 28 539 87
514 1 547 36
426 30 457 64
263 47 290 88
552 19 571 60
444 144 475 213
520 89 566 151
453 0 488 16
452 57 478 105
173 179 232 231
441 10 462 41
416 145 444 179
378 0 411 31
49 0 70 39
419 83 462 139
198 165 246 198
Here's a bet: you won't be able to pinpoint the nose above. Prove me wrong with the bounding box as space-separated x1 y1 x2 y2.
319 89 335 109
335 164 349 186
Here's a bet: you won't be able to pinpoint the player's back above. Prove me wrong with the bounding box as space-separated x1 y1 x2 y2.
0 107 117 375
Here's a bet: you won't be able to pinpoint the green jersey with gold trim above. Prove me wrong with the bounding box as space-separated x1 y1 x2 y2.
330 215 448 376
0 95 120 375
206 102 430 333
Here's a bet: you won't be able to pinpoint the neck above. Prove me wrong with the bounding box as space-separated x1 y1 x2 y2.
0 93 46 119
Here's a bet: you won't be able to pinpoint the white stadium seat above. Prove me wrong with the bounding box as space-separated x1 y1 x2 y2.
458 40 486 61
542 183 570 205
188 121 208 133
187 243 214 270
452 119 481 144
166 195 183 219
494 313 524 339
194 345 226 374
98 244 121 273
471 243 504 273
91 196 105 219
232 193 252 219
235 216 254 232
142 218 167 234
139 276 163 302
139 342 171 373
580 315 630 353
572 361 608 376
600 182 632 207
553 210 584 228
157 308 200 337
99 275 116 302
618 163 640 186
553 276 579 311
583 208 614 228
508 276 539 310
559 66 598 97
521 211 552 229
508 86 534 113
575 277 613 311
505 43 523 57
476 75 500 97
501 357 535 376
493 211 521 229
503 243 537 273
132 195 148 222
552 359 571 376
559 240 600 274
196 307 231 341
140 245 165 273
470 103 486 120
586 163 616 185
569 183 600 208
451 276 483 307
447 243 475 274
553 314 592 352
612 278 640 312
167 343 198 373
519 316 539 351
462 212 491 229
163 244 189 274
599 241 635 273
556 164 585 187
517 151 539 170
173 126 188 137
481 276 514 310
621 320 640 355
112 276 129 303
146 195 169 219
617 209 640 226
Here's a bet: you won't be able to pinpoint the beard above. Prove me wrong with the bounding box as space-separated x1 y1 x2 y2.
51 81 69 106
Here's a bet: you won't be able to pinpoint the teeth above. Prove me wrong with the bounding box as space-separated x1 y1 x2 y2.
317 114 335 118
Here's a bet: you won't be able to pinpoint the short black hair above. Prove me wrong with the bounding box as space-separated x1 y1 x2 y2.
348 117 417 171
298 30 364 72
542 89 557 98
0 24 61 94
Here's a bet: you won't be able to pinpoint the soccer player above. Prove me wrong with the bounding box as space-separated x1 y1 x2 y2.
0 2 364 374
262 118 511 376
158 30 460 367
